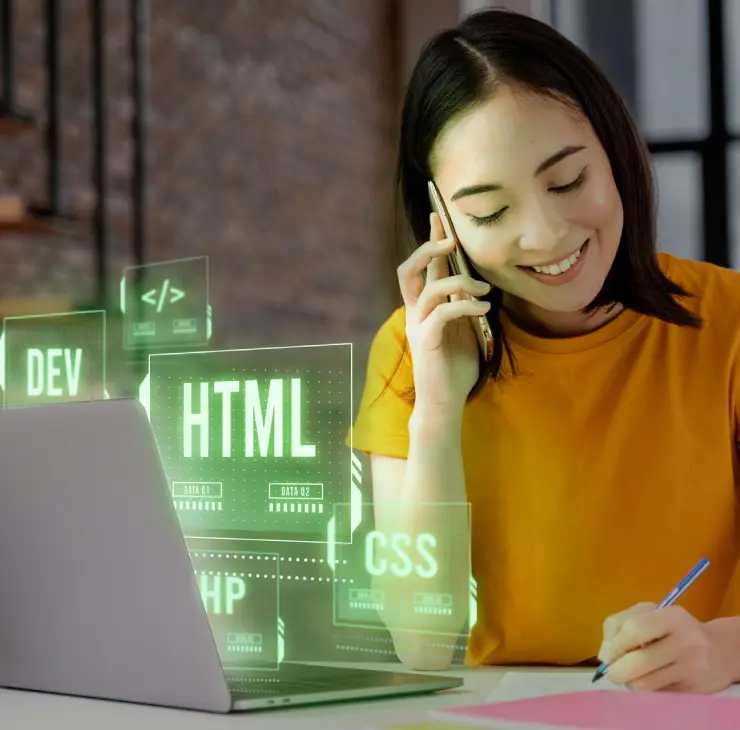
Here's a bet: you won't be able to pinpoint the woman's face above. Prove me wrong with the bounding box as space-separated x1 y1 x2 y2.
430 87 624 324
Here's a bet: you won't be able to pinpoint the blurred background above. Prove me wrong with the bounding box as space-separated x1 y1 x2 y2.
1 0 739 387
1 0 739 394
0 0 737 662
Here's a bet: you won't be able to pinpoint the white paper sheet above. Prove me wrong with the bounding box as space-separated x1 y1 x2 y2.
487 670 740 703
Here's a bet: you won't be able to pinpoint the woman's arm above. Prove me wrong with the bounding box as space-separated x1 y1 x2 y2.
370 404 470 671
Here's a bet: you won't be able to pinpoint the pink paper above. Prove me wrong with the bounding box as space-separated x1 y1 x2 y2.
437 690 740 729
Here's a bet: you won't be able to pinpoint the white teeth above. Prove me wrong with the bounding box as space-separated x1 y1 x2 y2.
532 245 583 275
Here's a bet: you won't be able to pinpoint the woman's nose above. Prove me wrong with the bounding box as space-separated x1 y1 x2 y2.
518 201 568 252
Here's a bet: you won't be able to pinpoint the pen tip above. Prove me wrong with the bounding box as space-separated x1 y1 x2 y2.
591 672 603 683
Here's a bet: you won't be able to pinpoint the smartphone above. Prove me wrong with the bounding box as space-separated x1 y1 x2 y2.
428 180 494 362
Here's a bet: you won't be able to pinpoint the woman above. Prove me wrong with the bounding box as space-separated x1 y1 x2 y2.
350 9 740 693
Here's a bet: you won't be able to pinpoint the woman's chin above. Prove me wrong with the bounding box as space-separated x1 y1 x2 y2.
534 279 609 314
512 292 599 316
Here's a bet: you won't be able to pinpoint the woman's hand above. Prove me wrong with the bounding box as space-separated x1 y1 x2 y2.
398 213 491 411
598 602 736 693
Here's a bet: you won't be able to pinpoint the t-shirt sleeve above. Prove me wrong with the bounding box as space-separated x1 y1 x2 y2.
345 306 415 459
734 342 740 451
729 296 740 452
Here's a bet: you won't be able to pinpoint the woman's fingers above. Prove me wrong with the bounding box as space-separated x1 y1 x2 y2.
415 275 491 323
397 224 455 307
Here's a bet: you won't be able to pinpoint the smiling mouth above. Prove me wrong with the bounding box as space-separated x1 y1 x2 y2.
518 240 588 277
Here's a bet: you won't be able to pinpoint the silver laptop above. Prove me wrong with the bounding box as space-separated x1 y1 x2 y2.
0 398 462 712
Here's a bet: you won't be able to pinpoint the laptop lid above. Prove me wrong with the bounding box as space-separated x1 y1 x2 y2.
0 398 233 713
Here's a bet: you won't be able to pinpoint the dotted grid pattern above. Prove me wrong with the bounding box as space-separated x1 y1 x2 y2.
414 593 453 615
268 502 324 513
175 500 223 511
192 551 353 584
149 344 351 542
334 633 459 657
413 606 453 615
3 313 106 406
335 644 395 656
348 586 384 611
224 629 264 654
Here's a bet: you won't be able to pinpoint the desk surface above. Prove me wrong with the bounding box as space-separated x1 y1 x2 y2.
0 663 576 729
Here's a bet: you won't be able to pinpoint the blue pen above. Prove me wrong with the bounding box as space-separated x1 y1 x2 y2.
591 557 711 683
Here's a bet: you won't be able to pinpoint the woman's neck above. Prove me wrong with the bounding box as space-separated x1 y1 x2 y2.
502 293 624 338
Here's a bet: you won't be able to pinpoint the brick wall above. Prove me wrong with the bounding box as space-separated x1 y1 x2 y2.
0 0 411 662
0 0 400 362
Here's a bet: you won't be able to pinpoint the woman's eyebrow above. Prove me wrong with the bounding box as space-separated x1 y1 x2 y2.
535 144 586 176
450 144 587 202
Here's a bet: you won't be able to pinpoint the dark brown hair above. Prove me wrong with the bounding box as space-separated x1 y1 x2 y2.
382 8 700 405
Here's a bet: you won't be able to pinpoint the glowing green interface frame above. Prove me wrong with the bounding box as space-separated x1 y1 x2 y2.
328 500 477 637
0 296 477 653
139 343 359 544
190 548 283 670
0 310 108 406
121 256 212 349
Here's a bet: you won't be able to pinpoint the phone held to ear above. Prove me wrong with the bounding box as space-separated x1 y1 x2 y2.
428 180 494 362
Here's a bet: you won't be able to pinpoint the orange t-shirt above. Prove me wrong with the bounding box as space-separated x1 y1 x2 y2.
349 253 740 666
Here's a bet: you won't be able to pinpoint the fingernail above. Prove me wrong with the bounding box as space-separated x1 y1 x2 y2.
598 642 614 664
476 280 491 291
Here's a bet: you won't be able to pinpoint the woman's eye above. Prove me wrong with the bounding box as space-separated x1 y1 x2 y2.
467 170 586 227
470 207 508 227
550 170 586 194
